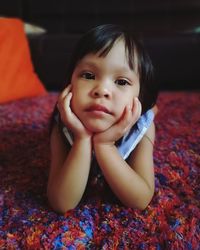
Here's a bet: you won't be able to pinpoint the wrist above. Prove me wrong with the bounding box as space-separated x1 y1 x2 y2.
93 139 116 151
93 134 115 146
74 135 92 144
73 129 92 141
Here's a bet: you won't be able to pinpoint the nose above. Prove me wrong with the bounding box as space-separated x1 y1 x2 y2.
91 82 111 99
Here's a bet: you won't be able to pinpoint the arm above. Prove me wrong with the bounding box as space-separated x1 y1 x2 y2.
47 86 92 213
93 99 155 209
94 123 155 210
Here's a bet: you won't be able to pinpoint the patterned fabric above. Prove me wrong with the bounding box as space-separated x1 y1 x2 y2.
0 91 200 249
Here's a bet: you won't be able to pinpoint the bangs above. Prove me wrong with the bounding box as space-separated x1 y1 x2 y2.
98 36 138 73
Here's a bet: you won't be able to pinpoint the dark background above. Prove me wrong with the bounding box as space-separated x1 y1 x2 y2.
1 0 200 91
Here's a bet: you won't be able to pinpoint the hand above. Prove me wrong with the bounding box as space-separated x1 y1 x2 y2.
93 97 142 145
57 85 92 140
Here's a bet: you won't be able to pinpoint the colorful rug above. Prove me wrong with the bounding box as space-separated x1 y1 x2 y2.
0 91 199 249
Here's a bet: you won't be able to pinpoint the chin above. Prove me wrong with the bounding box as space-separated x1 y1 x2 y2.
87 126 107 133
85 123 110 133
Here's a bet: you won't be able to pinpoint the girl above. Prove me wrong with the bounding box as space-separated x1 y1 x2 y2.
47 24 158 213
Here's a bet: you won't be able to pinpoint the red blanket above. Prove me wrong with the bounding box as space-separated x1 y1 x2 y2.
0 91 199 249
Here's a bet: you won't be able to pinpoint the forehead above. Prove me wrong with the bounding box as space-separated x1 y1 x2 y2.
77 39 138 72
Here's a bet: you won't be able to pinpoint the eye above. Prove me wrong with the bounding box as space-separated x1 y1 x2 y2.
81 72 95 80
115 79 131 86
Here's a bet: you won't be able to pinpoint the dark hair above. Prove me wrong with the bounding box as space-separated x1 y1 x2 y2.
65 24 158 114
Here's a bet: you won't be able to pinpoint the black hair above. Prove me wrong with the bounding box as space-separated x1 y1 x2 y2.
64 24 158 114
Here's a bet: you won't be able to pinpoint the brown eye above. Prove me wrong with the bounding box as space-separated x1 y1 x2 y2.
115 79 130 86
82 72 95 80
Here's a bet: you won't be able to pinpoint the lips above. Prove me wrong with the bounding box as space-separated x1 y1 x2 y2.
86 104 112 115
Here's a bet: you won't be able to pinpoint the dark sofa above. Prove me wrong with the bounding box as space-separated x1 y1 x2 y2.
1 0 200 91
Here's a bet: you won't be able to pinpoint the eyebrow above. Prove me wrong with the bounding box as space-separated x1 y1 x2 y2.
76 60 98 70
78 60 134 72
76 57 139 79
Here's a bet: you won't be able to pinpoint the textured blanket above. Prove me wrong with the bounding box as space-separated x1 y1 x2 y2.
0 91 199 249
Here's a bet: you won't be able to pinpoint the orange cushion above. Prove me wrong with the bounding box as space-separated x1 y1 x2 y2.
0 18 47 103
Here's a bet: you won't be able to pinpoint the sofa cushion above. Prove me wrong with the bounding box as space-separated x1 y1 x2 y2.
0 18 47 104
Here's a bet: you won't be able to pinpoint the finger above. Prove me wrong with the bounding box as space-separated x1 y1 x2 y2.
57 85 72 110
120 98 140 132
59 104 75 130
131 97 141 121
121 98 141 126
58 84 72 103
124 105 135 131
114 106 133 134
63 92 73 114
58 92 72 122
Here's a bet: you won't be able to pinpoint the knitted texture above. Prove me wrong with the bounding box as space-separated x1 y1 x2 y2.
0 91 199 249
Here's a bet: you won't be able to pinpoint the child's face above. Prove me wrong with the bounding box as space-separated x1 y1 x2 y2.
70 39 140 133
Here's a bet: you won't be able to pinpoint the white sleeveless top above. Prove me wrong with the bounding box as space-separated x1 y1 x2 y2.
57 109 154 160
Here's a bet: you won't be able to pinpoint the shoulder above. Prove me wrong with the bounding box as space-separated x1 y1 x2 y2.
143 121 155 146
137 121 155 150
117 109 155 160
128 121 155 162
127 123 155 191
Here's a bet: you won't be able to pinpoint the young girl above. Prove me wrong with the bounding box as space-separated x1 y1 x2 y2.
47 24 158 213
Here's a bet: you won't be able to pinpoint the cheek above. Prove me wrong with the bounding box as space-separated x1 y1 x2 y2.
114 94 135 118
135 85 140 98
119 94 134 108
126 87 139 105
114 102 126 120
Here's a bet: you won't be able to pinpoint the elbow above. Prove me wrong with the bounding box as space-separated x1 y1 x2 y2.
47 195 75 214
47 188 76 214
135 189 154 211
126 188 154 211
135 200 152 211
48 200 72 214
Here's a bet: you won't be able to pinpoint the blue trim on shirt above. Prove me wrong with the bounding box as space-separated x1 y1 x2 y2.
117 109 154 159
55 109 154 159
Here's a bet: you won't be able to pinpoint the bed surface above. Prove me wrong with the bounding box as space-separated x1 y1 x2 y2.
0 91 199 249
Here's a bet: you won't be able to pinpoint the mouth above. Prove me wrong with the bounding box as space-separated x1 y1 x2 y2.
86 104 112 115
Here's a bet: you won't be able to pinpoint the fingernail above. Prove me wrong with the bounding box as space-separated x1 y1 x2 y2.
128 104 132 110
